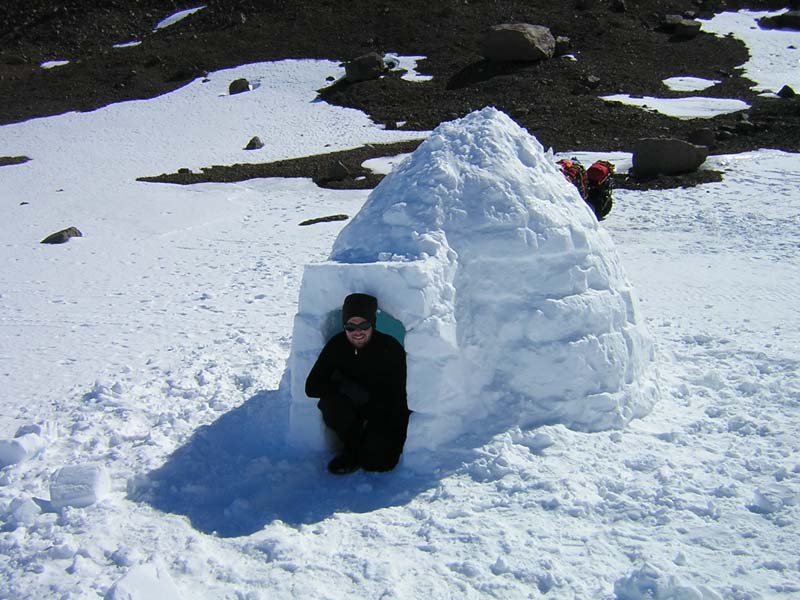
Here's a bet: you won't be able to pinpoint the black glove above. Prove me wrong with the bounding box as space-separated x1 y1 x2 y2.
338 378 370 407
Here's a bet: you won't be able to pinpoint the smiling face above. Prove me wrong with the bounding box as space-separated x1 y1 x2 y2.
344 316 373 349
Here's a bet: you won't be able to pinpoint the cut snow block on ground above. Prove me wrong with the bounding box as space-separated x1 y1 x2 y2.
0 433 45 467
50 464 111 511
288 107 659 453
105 560 182 600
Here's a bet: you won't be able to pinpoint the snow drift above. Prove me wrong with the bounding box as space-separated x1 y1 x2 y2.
288 107 658 451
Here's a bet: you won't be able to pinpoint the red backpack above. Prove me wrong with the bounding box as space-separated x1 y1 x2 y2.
557 158 615 220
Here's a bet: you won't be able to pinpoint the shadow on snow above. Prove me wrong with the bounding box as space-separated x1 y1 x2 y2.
131 380 487 538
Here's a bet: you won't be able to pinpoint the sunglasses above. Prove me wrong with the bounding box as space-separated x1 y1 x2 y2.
344 322 373 332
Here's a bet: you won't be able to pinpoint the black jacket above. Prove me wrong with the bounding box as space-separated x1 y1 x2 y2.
305 330 407 416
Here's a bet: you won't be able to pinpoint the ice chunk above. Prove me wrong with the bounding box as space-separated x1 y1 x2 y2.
614 563 722 599
0 433 46 467
4 497 42 528
105 560 182 600
50 464 111 511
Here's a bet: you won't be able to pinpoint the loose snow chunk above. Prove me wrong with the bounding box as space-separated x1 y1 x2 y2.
4 497 42 528
614 563 723 600
105 560 182 600
50 464 111 511
747 484 797 514
288 108 658 451
0 433 46 467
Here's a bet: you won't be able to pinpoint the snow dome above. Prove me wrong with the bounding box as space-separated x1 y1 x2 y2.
288 107 658 452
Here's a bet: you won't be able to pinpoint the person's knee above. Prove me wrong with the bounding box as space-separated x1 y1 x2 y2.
318 393 353 419
358 422 407 472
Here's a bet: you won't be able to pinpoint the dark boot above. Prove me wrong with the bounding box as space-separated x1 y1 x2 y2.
327 453 359 475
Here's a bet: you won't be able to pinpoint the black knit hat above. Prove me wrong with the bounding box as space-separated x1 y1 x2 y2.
342 293 378 326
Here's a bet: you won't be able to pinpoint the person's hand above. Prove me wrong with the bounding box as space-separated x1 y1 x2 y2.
339 379 369 407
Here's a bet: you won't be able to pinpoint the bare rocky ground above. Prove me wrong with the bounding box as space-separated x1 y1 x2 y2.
1 0 798 191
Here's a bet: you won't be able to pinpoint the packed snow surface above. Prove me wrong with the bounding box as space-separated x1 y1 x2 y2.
0 8 798 600
662 77 720 92
290 108 657 452
600 94 749 119
700 9 800 93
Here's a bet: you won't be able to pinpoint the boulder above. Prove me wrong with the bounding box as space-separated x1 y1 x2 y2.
228 78 250 95
688 127 715 148
660 14 684 31
632 138 708 177
672 18 702 39
759 10 800 31
554 35 572 56
480 23 555 62
344 52 386 83
244 136 264 150
778 84 796 98
323 160 351 182
40 226 82 244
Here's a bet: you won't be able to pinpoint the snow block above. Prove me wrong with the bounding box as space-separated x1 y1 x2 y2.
50 464 111 511
0 433 46 467
105 560 182 600
614 563 722 600
4 497 42 528
287 107 658 452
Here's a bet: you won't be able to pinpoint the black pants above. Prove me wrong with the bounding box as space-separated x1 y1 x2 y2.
317 394 409 472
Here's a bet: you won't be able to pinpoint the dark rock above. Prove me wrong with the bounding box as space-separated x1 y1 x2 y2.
0 155 30 167
672 19 702 40
299 214 349 226
228 78 250 95
632 138 708 177
168 65 205 82
344 52 386 83
688 128 715 148
40 227 82 244
554 36 572 56
178 168 192 174
480 23 555 62
778 85 796 98
581 75 601 89
244 136 264 150
759 10 800 31
660 14 684 32
716 129 734 141
324 160 352 182
736 119 755 134
610 0 627 13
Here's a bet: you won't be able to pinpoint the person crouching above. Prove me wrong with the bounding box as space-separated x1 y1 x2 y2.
305 293 409 475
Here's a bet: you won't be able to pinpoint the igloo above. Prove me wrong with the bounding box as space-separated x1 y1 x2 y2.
287 107 658 452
